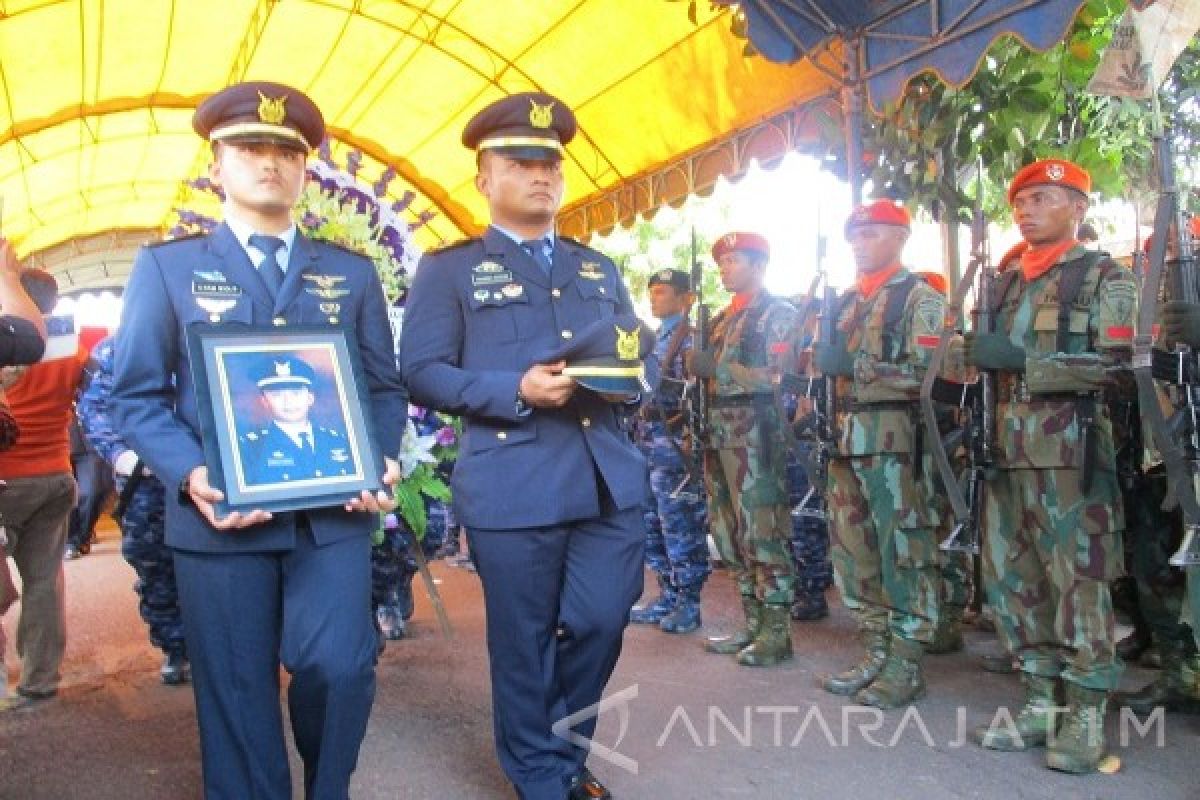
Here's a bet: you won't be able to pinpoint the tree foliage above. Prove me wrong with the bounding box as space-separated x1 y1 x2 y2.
670 0 1200 222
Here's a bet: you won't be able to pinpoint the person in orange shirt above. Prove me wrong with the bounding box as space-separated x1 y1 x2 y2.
0 269 92 706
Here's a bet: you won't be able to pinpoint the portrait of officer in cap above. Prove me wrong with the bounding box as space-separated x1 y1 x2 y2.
399 91 648 800
236 354 357 488
110 80 406 799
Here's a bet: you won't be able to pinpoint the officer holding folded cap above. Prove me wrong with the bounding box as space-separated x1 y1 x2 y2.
110 81 406 799
399 91 651 800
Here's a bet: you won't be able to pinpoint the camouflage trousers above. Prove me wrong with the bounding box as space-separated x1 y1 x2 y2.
1124 467 1191 651
119 477 185 658
982 468 1122 690
643 463 711 595
928 491 973 608
786 452 832 600
704 446 795 606
827 455 940 643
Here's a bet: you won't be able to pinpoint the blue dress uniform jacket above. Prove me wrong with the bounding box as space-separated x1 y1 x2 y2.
400 226 647 800
111 222 405 553
239 423 356 486
400 226 647 528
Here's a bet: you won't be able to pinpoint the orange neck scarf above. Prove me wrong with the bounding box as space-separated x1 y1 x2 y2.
1020 239 1078 282
729 291 756 314
857 263 902 300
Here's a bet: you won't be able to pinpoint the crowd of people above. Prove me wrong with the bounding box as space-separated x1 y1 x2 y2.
0 77 1197 800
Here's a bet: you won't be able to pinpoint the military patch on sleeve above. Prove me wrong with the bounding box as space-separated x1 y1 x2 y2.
1099 278 1137 329
913 297 945 339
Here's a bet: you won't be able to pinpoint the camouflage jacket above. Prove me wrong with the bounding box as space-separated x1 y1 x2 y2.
828 267 945 457
704 291 800 450
990 246 1136 470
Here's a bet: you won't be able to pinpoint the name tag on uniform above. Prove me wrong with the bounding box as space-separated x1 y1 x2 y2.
578 262 605 280
191 270 242 297
472 261 514 286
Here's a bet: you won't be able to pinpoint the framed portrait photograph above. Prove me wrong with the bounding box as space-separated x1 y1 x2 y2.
187 326 382 515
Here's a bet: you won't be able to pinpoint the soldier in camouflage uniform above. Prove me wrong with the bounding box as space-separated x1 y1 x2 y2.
913 270 973 655
76 335 188 684
966 159 1134 774
813 201 945 709
629 269 711 633
690 232 798 667
1124 217 1200 714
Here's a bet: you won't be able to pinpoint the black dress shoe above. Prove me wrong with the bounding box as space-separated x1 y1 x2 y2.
567 767 612 800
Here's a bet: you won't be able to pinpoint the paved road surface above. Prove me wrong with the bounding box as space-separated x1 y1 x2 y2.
1 521 1194 799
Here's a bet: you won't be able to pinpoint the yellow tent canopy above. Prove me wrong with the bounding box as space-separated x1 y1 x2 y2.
0 0 838 291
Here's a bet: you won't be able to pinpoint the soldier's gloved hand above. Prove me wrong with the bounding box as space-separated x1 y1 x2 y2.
813 342 854 377
1162 301 1200 348
964 332 1026 371
687 349 718 379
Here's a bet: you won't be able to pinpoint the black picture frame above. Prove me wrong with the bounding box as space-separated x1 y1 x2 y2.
187 325 382 515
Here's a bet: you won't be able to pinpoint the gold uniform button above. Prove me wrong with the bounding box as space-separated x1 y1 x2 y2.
581 417 591 428
561 330 573 339
273 317 286 327
551 288 561 298
496 431 508 440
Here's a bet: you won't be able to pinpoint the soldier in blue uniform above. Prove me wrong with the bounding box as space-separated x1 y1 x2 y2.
77 335 189 684
110 81 405 800
399 91 651 800
629 268 710 634
238 354 357 486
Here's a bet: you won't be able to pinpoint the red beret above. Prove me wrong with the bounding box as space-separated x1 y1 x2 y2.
1007 159 1090 205
712 232 770 262
844 200 911 237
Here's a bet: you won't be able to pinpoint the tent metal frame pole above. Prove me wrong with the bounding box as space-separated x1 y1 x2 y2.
842 35 864 206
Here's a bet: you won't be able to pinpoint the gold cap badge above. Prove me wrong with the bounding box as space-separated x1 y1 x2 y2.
529 100 555 129
258 92 288 125
615 325 640 361
275 360 292 377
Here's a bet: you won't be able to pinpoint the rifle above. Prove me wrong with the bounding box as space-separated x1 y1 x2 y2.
929 168 994 555
1133 117 1200 567
679 228 710 489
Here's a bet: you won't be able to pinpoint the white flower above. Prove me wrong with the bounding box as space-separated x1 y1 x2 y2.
398 419 439 479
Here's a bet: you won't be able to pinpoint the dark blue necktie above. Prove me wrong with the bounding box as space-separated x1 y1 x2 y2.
249 234 286 298
522 238 553 276
300 431 314 454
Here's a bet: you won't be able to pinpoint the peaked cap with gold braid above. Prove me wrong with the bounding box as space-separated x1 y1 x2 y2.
462 91 578 162
538 313 656 398
193 80 325 153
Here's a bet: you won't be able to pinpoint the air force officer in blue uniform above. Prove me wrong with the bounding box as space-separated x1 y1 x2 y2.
399 92 647 800
110 82 405 800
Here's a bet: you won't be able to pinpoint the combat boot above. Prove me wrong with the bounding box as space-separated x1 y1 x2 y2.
820 629 889 695
925 604 965 655
790 591 829 621
1113 643 1200 715
973 673 1060 751
1046 683 1109 774
736 604 793 667
630 578 677 625
704 594 761 654
856 635 926 709
659 590 701 634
